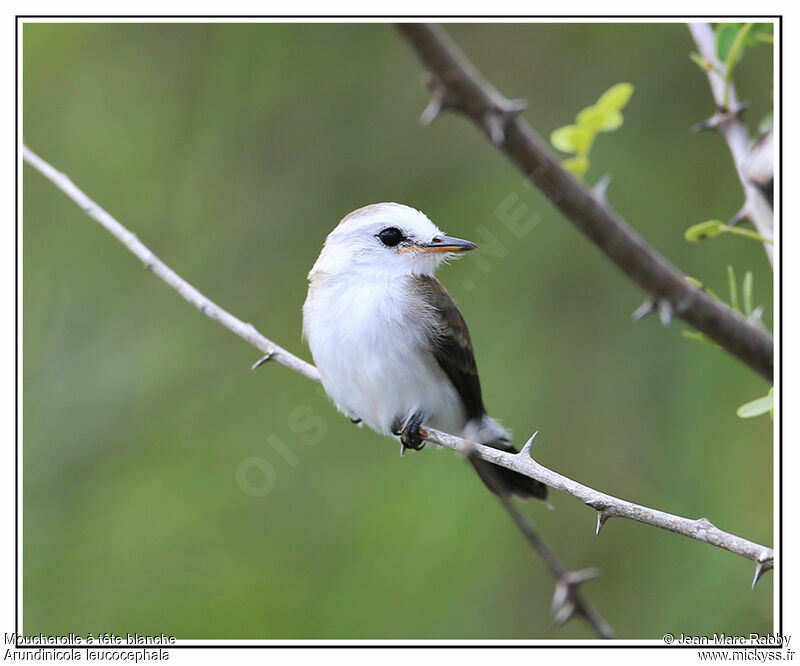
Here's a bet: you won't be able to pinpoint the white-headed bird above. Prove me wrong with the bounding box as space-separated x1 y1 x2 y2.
302 203 546 499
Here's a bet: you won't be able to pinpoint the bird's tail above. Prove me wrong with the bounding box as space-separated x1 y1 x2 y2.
469 416 548 501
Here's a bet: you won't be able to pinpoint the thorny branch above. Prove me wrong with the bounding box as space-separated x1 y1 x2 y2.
431 429 773 586
394 23 773 383
465 445 614 637
688 22 774 266
24 146 773 608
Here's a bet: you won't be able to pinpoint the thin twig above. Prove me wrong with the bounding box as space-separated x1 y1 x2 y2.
23 145 772 596
688 22 774 265
465 446 614 638
497 495 614 637
22 146 320 384
394 23 773 382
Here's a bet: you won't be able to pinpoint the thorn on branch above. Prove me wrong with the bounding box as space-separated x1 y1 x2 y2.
632 298 673 325
519 430 539 458
692 102 748 132
593 174 613 203
748 305 765 326
658 300 673 327
565 567 601 586
632 299 657 322
419 74 450 126
752 550 773 589
482 98 527 145
595 510 612 536
503 98 528 117
482 112 504 145
695 516 715 531
726 207 747 228
251 352 275 370
419 93 445 126
551 598 576 632
752 560 772 589
551 568 601 632
692 117 717 133
584 499 613 535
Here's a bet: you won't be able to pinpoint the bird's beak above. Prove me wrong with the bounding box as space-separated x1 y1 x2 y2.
404 235 478 254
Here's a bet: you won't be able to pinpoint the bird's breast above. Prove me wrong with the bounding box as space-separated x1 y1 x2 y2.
303 276 465 437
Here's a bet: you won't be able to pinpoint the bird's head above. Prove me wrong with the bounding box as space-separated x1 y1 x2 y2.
309 203 477 279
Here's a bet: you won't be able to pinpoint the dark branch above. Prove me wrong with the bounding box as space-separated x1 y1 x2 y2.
395 23 773 382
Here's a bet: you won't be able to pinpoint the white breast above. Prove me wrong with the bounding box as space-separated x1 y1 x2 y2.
303 273 465 438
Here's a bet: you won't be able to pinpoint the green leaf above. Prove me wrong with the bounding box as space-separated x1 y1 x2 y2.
551 125 593 154
563 155 589 178
685 220 724 242
759 112 773 134
596 83 634 112
719 23 754 108
747 22 774 45
722 226 774 244
727 265 738 312
728 23 754 68
743 271 753 316
576 105 604 130
684 220 772 245
576 105 624 133
598 110 623 132
715 23 743 62
736 390 774 419
550 125 575 152
551 82 633 175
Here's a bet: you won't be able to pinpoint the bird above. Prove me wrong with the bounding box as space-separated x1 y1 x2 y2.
302 202 547 500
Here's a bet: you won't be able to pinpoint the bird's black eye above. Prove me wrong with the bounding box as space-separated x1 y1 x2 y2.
377 227 404 247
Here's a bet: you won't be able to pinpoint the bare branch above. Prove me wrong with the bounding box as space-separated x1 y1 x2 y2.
688 22 774 266
24 145 772 608
22 146 320 385
394 23 773 382
465 443 614 637
429 429 773 571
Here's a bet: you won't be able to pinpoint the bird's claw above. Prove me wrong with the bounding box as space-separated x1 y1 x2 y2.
399 413 426 453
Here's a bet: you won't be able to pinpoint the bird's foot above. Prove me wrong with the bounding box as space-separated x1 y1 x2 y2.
397 412 427 455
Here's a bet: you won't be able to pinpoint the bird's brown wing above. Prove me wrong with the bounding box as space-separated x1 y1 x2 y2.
413 275 485 421
413 276 548 500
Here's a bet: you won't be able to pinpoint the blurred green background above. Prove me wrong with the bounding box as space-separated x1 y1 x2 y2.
22 22 774 640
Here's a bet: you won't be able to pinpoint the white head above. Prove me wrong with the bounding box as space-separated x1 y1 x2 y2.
309 203 477 280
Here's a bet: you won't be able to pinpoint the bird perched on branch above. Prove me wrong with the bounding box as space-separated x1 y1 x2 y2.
302 203 546 500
